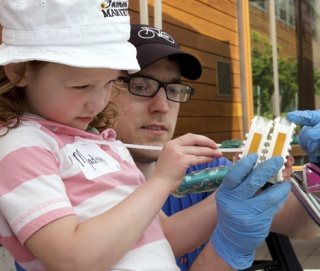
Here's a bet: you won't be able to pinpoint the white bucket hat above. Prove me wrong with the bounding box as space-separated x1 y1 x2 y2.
0 0 140 73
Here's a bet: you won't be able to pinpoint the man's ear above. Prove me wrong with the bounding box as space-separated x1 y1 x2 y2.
3 63 27 87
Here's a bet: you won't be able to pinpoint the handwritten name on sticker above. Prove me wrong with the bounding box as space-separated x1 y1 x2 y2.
65 142 120 180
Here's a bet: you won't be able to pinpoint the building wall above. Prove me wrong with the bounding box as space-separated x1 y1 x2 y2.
249 1 316 111
249 6 297 59
129 0 245 143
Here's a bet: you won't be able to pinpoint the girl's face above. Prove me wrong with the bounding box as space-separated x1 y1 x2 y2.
22 63 120 130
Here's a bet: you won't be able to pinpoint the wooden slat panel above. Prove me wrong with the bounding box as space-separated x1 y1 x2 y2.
175 116 243 134
180 45 240 71
178 100 243 117
197 0 238 18
174 131 244 144
187 82 242 102
164 0 238 32
184 66 235 87
249 6 269 35
164 24 240 60
250 6 298 59
199 67 240 89
160 4 239 47
290 145 307 157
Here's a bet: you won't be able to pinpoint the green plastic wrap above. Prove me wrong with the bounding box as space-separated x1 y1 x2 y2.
172 166 231 197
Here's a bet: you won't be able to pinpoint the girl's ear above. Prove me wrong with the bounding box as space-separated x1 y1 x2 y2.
3 63 27 87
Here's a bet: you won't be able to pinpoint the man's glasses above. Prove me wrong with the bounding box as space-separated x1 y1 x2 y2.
118 76 195 103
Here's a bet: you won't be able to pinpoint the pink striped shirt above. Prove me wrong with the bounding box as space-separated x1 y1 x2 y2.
0 115 178 270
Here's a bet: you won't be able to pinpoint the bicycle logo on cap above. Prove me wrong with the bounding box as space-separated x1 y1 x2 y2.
138 26 175 44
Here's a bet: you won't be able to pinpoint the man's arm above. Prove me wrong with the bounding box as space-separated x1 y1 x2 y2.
165 154 290 270
189 242 236 271
271 152 319 238
280 110 320 237
271 192 320 238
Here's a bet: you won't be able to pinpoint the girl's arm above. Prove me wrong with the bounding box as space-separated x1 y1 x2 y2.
159 193 217 258
25 133 219 271
26 178 172 271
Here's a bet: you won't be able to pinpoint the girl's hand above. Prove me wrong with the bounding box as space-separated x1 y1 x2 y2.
151 133 222 192
283 155 294 180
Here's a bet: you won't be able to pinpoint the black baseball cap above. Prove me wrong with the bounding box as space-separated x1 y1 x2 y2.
129 24 202 80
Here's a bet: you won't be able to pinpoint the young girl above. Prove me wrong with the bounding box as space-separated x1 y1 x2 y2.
0 1 219 270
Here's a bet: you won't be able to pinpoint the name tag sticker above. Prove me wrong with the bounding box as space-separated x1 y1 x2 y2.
111 145 134 163
65 143 120 180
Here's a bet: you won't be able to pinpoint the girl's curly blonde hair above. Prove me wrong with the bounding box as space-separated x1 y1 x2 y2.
0 61 118 135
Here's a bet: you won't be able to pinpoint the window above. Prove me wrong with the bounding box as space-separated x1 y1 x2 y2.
275 0 295 27
250 0 268 11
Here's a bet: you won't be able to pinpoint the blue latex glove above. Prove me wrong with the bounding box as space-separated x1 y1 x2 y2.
286 110 320 164
210 153 291 269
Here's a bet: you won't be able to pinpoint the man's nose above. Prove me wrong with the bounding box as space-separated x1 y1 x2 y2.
149 87 170 112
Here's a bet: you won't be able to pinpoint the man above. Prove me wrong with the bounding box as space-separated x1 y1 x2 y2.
111 24 319 270
113 24 231 270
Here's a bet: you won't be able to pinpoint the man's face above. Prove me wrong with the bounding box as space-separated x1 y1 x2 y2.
111 58 181 163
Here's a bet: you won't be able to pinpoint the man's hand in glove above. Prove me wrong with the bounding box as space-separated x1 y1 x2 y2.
210 153 291 270
287 110 320 164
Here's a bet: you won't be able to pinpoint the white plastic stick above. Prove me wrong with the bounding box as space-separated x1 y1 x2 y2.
75 138 242 152
118 143 163 151
219 148 243 153
113 142 242 152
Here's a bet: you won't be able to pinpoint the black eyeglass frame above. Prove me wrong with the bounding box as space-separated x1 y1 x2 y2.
118 76 195 103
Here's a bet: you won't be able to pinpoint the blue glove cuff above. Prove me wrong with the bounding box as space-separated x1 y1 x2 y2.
210 227 254 270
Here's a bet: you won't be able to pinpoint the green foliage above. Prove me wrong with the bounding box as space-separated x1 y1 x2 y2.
251 31 274 114
314 68 320 95
278 56 298 112
261 112 274 120
251 30 298 115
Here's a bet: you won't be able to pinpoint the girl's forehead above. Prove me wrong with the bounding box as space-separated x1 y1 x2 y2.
34 63 120 79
